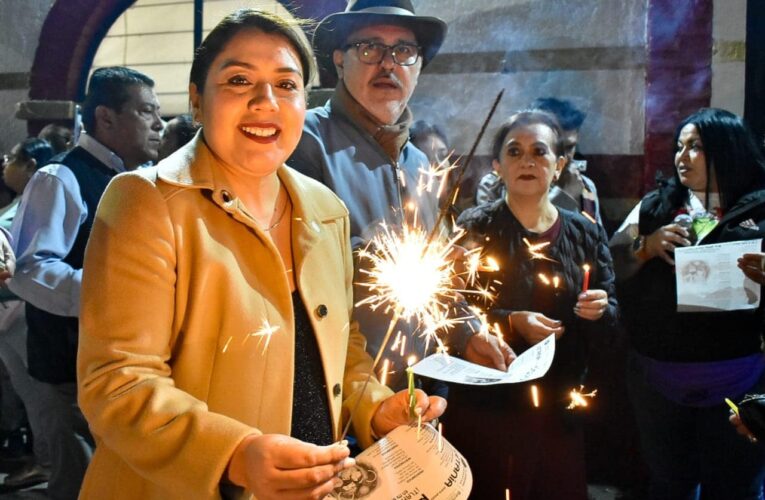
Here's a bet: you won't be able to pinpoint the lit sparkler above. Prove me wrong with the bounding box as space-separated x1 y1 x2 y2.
356 222 467 364
567 386 598 410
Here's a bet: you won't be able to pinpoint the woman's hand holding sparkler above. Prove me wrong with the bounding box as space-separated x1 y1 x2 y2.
464 334 516 371
226 434 354 499
573 289 609 321
509 311 565 345
371 389 447 437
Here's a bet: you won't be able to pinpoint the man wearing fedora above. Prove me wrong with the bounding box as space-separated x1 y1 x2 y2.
289 0 514 392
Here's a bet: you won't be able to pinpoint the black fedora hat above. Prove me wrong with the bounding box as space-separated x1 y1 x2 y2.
313 0 447 74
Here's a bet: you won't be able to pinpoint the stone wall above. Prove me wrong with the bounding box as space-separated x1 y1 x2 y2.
0 0 55 152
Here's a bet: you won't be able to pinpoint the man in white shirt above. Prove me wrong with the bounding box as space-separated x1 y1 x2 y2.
8 66 162 499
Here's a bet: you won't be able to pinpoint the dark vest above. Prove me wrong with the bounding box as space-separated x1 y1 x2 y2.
26 146 119 384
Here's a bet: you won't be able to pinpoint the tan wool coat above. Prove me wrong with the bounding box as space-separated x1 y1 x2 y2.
77 136 393 499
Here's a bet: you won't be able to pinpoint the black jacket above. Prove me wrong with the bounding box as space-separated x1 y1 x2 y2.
454 200 618 407
618 184 765 362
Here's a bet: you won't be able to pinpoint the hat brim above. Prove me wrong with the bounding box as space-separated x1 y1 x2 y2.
313 11 447 75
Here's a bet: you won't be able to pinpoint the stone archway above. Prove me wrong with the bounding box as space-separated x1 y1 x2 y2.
27 0 344 134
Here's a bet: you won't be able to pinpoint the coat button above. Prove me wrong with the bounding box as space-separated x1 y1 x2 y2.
332 383 341 397
316 304 328 318
220 190 232 202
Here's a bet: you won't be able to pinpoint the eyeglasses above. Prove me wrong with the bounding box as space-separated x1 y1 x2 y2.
344 41 421 66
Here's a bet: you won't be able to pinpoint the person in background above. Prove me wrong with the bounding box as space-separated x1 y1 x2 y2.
610 108 765 499
288 0 512 395
475 98 602 225
448 110 617 499
0 137 56 490
77 10 444 499
410 119 449 165
8 66 162 500
1 139 55 229
158 113 200 160
37 124 74 155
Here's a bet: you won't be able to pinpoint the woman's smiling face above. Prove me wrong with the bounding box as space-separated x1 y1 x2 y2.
190 28 306 177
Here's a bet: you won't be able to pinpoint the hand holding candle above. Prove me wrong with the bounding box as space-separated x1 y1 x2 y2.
574 288 608 321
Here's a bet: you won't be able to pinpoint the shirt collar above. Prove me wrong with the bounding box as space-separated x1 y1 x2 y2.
76 133 127 174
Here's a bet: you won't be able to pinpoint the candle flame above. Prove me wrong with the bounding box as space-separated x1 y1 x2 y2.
407 355 417 367
583 264 591 272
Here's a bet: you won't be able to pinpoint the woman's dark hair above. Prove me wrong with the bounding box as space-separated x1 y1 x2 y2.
669 108 765 212
14 138 55 168
491 109 563 160
190 9 315 92
530 97 586 131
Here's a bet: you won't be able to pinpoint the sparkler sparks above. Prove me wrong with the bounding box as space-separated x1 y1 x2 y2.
417 156 458 199
379 358 391 387
567 386 598 410
523 237 556 262
248 320 280 355
531 385 540 408
356 222 467 362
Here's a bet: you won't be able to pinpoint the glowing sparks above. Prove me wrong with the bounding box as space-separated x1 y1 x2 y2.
538 273 551 286
567 386 598 410
399 335 407 357
379 359 391 387
531 385 540 408
249 320 280 354
581 211 597 224
221 336 233 353
553 275 560 289
523 237 556 262
416 156 458 199
506 488 511 500
356 222 467 358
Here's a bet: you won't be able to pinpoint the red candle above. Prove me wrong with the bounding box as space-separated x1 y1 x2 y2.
582 264 591 292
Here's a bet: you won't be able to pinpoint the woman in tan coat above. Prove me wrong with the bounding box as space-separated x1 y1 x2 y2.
77 9 445 500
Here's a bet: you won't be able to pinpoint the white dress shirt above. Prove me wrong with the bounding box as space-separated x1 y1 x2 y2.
8 134 125 317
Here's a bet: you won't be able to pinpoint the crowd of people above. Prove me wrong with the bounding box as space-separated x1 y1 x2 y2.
0 1 764 499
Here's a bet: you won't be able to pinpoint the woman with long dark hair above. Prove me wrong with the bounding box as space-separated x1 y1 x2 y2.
611 108 765 499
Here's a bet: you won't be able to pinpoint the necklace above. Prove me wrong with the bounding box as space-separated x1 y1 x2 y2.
258 186 290 232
